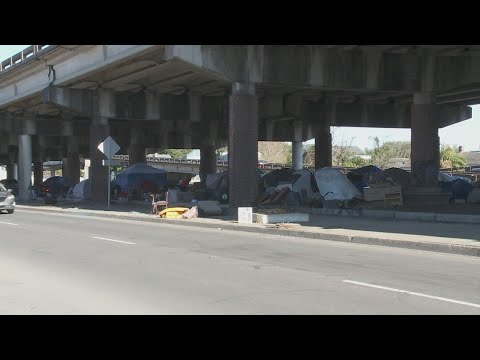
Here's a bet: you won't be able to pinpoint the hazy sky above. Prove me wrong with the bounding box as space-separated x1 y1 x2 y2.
1 45 479 151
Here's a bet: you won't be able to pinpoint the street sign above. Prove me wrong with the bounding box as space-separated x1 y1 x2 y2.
98 136 120 160
97 136 120 210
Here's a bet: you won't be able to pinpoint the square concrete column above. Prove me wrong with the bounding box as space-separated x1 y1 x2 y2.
63 137 81 187
6 161 15 180
89 119 110 204
128 144 146 166
228 82 258 208
33 161 43 189
200 143 217 183
314 124 332 169
128 128 146 166
18 134 32 201
411 93 439 185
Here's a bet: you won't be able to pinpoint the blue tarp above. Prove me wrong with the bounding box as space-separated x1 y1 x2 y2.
115 163 167 194
440 178 474 200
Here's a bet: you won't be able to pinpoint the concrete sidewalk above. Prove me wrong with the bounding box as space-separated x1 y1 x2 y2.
14 200 480 258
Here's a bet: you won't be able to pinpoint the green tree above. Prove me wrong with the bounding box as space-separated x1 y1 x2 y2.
440 145 467 169
365 137 411 169
159 149 191 159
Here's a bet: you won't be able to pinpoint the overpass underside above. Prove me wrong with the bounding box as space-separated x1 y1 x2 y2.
0 45 477 206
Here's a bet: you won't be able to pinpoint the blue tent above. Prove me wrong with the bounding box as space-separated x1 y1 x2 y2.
115 163 167 194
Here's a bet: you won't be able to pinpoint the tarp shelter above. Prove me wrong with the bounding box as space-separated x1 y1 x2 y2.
314 168 362 201
115 163 167 194
73 179 91 200
292 170 316 199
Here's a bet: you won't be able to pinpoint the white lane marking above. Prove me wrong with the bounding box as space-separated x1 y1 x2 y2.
92 236 135 245
343 280 480 309
0 221 19 226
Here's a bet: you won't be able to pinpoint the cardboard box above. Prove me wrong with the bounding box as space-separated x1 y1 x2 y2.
364 186 402 202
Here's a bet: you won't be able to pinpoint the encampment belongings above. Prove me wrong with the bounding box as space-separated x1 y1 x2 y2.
196 201 223 216
159 207 190 219
403 186 451 206
347 165 382 193
313 168 362 201
72 179 91 200
182 206 199 219
438 174 474 200
115 163 167 199
206 171 229 204
292 170 316 200
258 187 291 206
467 188 480 204
371 168 417 188
263 168 299 188
364 185 402 203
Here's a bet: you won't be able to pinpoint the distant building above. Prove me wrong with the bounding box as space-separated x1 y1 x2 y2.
217 151 264 162
184 149 201 160
462 151 480 166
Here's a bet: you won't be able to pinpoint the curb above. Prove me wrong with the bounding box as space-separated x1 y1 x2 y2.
15 205 480 258
307 207 480 225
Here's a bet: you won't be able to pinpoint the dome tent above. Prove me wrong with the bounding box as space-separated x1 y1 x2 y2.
115 163 167 194
73 179 91 200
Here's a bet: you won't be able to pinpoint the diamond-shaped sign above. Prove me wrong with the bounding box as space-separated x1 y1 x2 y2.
98 136 120 160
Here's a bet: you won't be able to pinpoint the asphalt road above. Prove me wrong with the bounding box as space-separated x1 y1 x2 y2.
1 209 479 314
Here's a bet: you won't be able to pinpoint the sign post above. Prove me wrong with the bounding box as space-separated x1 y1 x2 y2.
97 136 120 210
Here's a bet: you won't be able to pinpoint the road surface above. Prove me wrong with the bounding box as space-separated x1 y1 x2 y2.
0 209 479 314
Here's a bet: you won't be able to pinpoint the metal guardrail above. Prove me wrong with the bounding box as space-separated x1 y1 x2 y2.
0 45 51 72
113 155 290 170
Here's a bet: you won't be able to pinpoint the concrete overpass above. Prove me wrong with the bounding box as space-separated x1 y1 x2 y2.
0 45 478 206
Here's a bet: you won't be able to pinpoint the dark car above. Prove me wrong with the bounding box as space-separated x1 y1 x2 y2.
0 179 18 196
39 176 71 198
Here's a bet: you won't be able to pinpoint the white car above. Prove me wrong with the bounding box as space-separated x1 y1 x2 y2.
0 182 15 214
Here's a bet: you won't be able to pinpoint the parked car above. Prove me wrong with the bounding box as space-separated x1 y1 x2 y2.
38 176 71 198
0 182 15 214
0 179 18 196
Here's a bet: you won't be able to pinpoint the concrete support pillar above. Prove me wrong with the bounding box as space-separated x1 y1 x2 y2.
6 162 15 180
33 161 43 189
199 143 217 183
18 134 32 201
315 123 332 169
411 93 439 185
292 141 303 171
292 121 303 171
89 118 110 204
128 144 146 166
63 137 81 186
128 128 146 166
228 82 258 208
50 168 56 178
84 159 90 180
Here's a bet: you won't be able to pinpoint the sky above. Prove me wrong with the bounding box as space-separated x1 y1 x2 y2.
1 45 479 152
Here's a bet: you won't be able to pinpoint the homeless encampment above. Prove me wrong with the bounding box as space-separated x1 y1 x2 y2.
115 163 168 195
